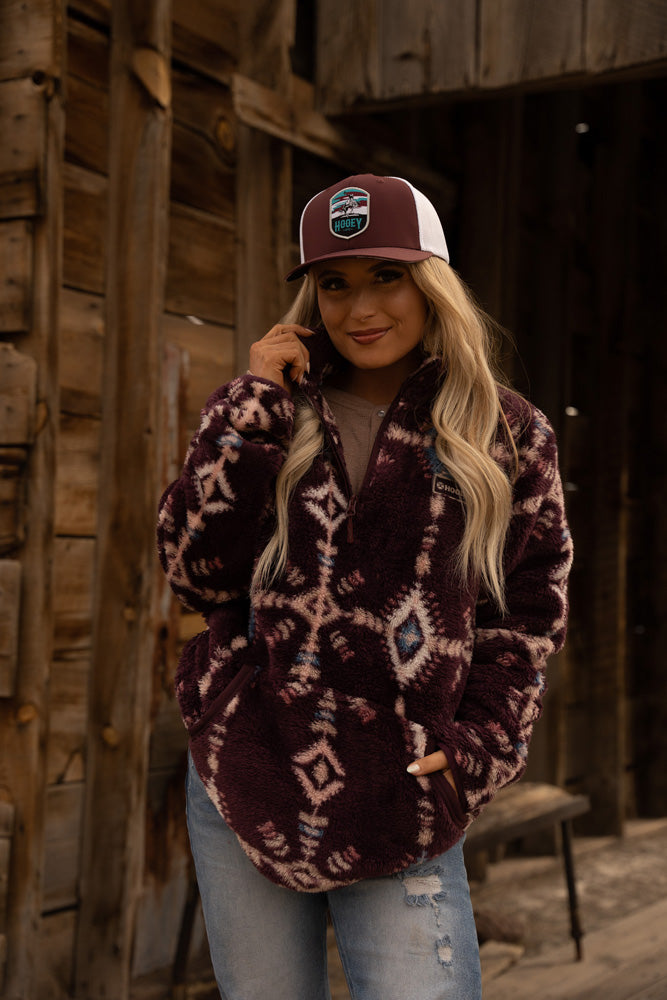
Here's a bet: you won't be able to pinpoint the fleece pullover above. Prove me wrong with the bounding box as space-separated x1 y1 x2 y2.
157 341 573 891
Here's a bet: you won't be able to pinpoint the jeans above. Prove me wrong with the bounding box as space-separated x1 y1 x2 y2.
186 753 482 1000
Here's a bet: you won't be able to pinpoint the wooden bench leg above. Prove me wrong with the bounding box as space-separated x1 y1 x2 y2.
560 819 584 960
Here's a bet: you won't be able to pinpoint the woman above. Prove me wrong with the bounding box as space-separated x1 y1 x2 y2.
157 174 572 999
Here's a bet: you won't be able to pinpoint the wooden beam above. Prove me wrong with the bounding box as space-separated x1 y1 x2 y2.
73 1 171 996
232 74 457 211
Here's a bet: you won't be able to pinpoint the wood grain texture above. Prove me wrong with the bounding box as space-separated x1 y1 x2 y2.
0 6 64 993
480 0 584 89
586 0 667 70
73 0 172 994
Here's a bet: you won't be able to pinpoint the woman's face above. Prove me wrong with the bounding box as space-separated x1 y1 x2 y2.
313 258 428 373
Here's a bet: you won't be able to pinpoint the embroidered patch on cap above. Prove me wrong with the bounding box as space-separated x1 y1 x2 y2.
329 186 369 239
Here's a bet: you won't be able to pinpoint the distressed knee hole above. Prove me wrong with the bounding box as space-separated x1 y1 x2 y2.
436 935 454 968
398 864 447 911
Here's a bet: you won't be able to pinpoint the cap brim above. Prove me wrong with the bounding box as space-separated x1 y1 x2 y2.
285 247 434 282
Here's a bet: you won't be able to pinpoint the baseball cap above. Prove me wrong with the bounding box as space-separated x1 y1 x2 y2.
285 173 449 281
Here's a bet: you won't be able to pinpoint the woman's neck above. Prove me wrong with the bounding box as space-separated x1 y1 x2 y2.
330 350 422 405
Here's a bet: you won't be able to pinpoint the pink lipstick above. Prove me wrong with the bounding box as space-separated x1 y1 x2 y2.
347 328 388 344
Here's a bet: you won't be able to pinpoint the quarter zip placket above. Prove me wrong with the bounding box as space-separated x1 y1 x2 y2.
302 372 426 544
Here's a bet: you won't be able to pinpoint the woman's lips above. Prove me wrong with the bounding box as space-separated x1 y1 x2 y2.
347 328 388 344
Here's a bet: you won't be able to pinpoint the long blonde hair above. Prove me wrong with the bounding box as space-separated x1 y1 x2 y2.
252 257 518 612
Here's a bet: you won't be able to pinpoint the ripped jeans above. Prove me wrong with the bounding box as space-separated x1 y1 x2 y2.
186 754 482 1000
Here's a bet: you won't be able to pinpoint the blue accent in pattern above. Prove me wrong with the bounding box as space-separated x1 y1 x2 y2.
295 651 320 667
299 822 324 839
397 616 424 656
216 430 244 449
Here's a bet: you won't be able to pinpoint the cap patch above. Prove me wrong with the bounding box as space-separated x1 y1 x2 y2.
329 187 369 240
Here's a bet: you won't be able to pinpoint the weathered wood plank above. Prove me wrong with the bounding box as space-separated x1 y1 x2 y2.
46 652 89 785
65 73 109 175
380 0 476 99
59 288 105 417
0 77 47 220
43 783 84 912
63 163 107 294
0 561 21 697
52 537 94 652
34 909 76 1000
0 447 28 554
171 122 235 217
0 220 33 333
171 65 236 221
0 18 64 994
586 0 667 72
0 0 62 83
68 15 109 90
55 413 100 537
74 0 172 993
0 344 37 446
480 0 584 90
172 0 238 83
166 204 235 325
316 0 380 112
162 313 235 431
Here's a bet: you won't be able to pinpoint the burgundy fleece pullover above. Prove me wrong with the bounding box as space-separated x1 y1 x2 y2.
157 344 572 891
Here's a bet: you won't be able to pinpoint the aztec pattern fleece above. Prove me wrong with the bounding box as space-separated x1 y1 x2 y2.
157 345 573 892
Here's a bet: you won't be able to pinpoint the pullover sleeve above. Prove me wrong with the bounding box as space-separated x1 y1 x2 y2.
439 405 573 820
157 374 295 615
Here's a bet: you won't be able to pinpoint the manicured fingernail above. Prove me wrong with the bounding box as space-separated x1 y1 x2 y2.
406 763 420 774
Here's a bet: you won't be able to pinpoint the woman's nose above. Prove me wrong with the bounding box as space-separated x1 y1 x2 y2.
349 287 377 320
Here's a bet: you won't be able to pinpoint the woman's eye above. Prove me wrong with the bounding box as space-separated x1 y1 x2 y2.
375 268 404 284
318 277 346 292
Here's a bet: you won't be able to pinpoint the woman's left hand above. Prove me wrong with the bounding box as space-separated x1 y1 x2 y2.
407 751 456 791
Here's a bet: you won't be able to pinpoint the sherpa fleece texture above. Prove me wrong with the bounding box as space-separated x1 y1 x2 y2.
157 348 573 892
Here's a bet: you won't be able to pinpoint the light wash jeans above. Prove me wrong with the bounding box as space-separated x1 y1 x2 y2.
186 753 482 1000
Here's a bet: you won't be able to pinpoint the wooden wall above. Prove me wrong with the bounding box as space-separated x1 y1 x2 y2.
0 1 64 995
316 0 667 112
2 0 239 995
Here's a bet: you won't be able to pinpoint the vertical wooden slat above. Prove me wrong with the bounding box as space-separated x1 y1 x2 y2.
235 0 296 369
315 0 380 114
585 0 667 72
73 1 172 996
479 0 584 89
0 6 65 996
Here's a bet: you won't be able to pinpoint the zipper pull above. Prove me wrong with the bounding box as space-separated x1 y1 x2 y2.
347 495 357 543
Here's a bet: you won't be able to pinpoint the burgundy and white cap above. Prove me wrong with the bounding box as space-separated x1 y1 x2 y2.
286 173 449 281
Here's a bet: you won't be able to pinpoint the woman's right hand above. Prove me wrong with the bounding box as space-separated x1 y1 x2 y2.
248 324 315 392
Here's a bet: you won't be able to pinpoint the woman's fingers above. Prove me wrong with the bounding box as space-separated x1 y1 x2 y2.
248 325 315 390
406 750 457 790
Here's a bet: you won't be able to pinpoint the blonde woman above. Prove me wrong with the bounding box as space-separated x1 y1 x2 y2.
158 174 573 1000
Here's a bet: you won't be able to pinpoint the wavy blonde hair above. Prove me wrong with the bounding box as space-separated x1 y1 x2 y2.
252 257 518 612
